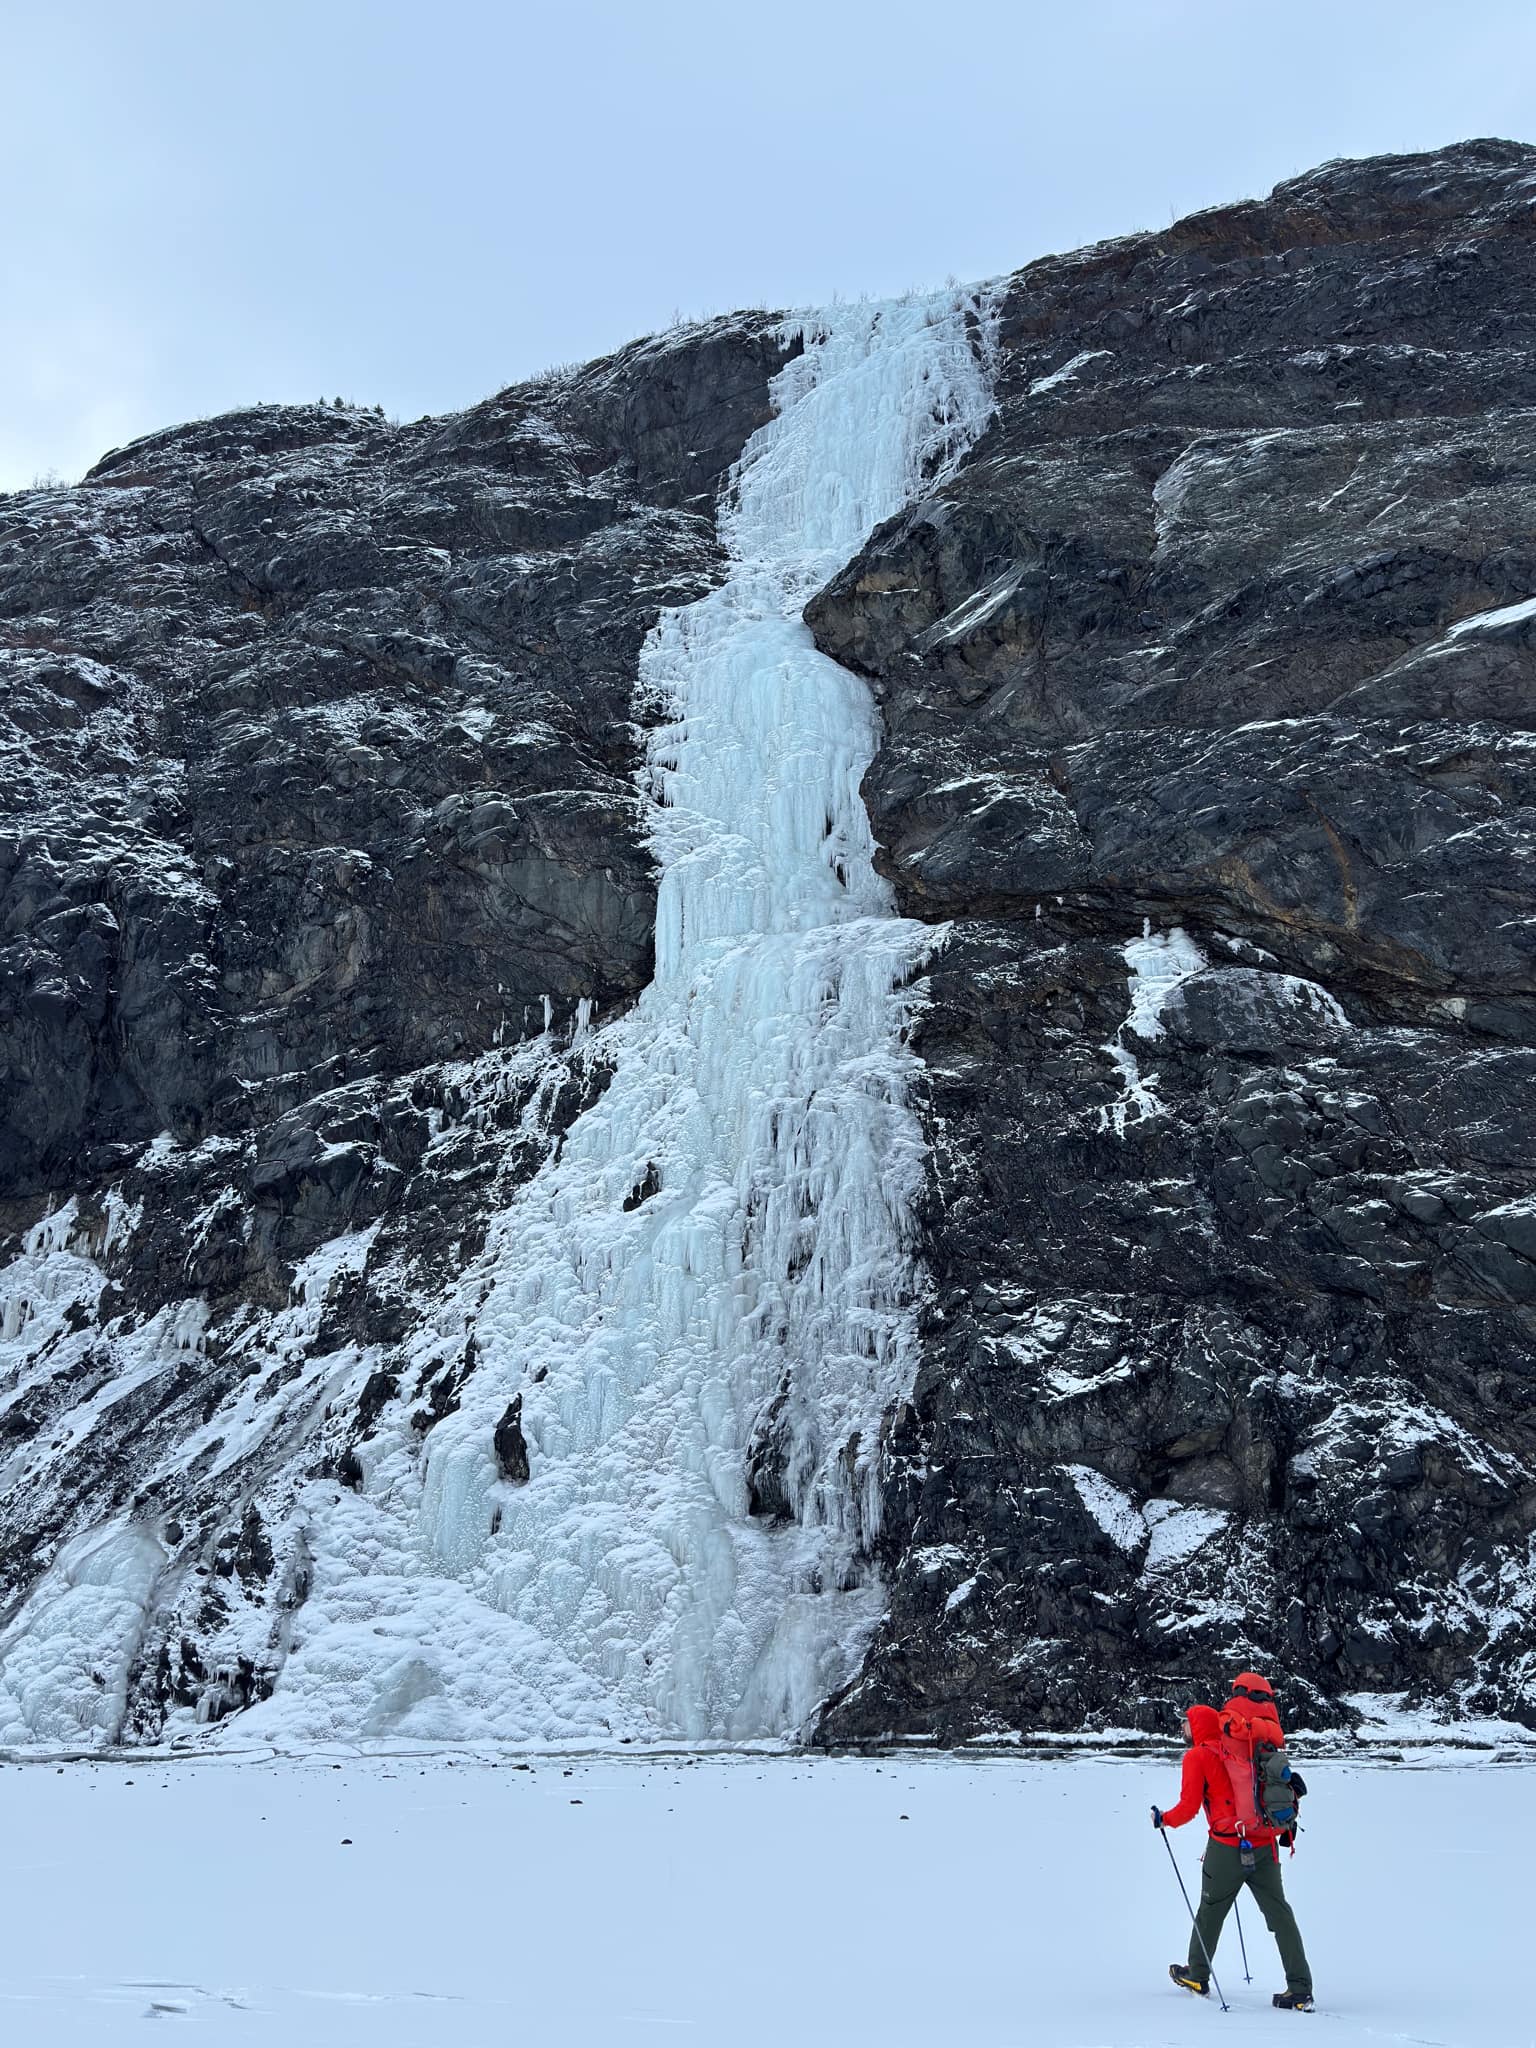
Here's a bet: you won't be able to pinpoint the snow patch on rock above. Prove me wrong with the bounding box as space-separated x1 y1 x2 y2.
1098 923 1206 1134
1065 1465 1144 1554
1142 1500 1231 1575
1065 1466 1230 1578
1448 593 1536 637
1029 349 1113 396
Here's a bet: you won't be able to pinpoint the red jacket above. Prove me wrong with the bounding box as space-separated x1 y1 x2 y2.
1161 1704 1280 1851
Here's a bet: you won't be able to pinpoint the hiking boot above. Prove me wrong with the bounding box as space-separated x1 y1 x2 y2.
1169 1964 1208 1995
1273 1989 1315 2012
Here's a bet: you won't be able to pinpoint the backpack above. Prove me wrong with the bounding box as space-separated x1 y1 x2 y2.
1255 1739 1302 1831
1219 1724 1304 1836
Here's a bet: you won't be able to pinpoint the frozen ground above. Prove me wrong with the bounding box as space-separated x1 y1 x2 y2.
0 1750 1523 2045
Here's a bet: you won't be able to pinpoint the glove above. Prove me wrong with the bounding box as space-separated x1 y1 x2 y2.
1151 1805 1164 1829
1289 1771 1308 1800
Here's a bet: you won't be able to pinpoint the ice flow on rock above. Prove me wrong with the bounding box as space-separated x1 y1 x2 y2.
406 296 994 1739
220 292 999 1744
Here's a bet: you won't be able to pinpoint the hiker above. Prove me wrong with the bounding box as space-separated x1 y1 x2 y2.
1152 1684 1314 2013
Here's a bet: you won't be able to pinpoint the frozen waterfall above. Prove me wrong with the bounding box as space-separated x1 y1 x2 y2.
245 292 997 1744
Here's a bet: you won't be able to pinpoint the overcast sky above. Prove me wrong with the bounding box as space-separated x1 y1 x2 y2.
5 0 1534 489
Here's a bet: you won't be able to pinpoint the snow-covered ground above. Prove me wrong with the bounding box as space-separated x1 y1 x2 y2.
1 1750 1522 2044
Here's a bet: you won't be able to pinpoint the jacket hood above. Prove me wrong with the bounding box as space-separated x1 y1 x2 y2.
1185 1703 1221 1741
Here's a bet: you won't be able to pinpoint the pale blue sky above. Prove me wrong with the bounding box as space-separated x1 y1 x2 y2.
5 0 1534 488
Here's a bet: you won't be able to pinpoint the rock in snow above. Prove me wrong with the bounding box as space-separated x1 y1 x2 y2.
1 139 1535 1747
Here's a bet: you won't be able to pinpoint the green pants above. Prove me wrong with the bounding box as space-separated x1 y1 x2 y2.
1187 1839 1311 1995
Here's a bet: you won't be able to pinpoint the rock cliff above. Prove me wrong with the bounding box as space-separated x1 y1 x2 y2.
810 138 1536 1738
2 140 1533 1745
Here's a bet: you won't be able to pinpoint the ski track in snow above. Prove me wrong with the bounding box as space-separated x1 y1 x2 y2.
158 291 997 1749
0 1751 1523 2047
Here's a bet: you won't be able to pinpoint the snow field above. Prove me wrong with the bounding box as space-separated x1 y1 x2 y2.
0 1752 1521 2046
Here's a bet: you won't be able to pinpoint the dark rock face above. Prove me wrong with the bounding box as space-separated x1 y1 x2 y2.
493 1395 531 1486
1 319 793 1198
811 139 1536 1740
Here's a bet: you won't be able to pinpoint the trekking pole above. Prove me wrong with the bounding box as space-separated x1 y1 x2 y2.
1233 1900 1252 1983
1159 1830 1230 2012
